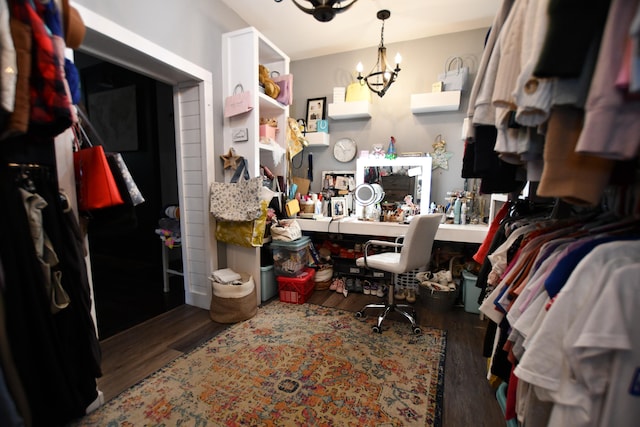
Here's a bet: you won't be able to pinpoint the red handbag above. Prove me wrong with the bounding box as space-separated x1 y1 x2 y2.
73 131 124 211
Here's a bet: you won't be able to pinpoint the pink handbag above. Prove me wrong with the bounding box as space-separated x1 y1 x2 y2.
224 84 253 118
271 72 293 106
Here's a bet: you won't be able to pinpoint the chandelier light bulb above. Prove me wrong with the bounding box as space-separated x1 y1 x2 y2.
353 9 401 98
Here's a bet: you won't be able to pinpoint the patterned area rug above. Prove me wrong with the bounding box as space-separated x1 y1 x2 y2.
74 301 446 426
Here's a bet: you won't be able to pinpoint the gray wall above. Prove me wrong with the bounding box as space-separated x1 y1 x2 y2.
73 0 488 206
73 0 248 183
290 28 488 206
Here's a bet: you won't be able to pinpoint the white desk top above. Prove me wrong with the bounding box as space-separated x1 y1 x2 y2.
296 217 488 244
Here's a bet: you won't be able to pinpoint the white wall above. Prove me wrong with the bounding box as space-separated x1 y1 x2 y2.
290 28 488 206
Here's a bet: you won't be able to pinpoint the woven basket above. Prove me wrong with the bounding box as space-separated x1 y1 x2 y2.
396 268 422 290
419 286 459 312
314 279 332 290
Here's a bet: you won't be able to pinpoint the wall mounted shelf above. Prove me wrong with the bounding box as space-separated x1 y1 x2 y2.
328 101 371 120
305 132 330 146
410 91 461 114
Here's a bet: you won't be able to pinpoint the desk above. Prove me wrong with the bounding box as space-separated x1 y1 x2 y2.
296 217 488 244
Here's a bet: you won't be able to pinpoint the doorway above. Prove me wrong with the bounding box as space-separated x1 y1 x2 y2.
75 52 185 339
72 4 218 338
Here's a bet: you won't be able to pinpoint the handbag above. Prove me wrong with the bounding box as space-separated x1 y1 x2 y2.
271 72 293 106
106 152 145 206
210 157 263 222
438 57 469 92
270 219 302 242
345 81 371 102
224 84 253 118
215 200 268 248
73 124 124 211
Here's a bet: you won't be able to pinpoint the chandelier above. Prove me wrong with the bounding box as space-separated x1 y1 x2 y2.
274 0 359 22
356 10 401 98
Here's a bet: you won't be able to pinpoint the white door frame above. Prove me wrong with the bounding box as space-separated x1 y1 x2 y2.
68 4 217 310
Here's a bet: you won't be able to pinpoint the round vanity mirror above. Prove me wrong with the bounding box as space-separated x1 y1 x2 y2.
354 183 385 206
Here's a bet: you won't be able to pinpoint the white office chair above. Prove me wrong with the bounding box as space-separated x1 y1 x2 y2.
355 214 442 333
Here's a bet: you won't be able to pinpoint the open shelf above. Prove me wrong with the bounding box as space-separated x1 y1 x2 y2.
305 132 330 146
328 101 371 120
410 91 461 114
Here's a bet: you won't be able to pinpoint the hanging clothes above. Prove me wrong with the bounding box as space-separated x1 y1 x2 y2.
0 142 101 426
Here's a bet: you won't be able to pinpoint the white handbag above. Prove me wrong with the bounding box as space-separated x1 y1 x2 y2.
270 219 302 242
438 57 469 92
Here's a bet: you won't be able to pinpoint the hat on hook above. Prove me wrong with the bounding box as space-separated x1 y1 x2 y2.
62 0 86 49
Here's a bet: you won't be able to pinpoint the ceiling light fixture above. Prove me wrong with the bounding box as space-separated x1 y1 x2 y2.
273 0 359 23
356 10 401 98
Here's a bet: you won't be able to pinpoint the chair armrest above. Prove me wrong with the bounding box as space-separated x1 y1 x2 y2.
365 239 403 249
361 239 404 269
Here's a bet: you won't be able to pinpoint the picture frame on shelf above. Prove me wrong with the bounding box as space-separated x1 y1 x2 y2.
306 97 326 132
330 196 346 219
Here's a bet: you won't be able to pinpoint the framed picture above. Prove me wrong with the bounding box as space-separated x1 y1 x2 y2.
306 97 326 132
330 196 346 219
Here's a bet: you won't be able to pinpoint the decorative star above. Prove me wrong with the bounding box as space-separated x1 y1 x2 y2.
220 147 241 170
430 137 454 170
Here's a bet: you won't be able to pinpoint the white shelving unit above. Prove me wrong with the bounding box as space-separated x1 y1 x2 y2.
410 91 461 113
305 132 330 146
222 27 290 304
328 101 371 120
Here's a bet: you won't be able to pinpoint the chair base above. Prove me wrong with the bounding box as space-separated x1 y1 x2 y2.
355 285 421 334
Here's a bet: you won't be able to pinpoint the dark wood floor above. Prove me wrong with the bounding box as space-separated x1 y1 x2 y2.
96 290 505 427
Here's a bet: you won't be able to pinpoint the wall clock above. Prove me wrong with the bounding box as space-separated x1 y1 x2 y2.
333 137 357 162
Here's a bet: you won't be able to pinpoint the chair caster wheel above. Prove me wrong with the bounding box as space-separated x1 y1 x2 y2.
372 325 382 333
413 327 422 335
355 311 365 318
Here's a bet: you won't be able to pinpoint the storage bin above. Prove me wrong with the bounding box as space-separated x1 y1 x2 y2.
462 270 481 314
209 273 257 323
260 265 277 302
270 236 310 277
419 286 459 312
259 124 277 141
278 268 315 304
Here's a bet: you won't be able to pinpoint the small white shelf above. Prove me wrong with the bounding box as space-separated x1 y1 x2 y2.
259 92 286 114
328 101 371 120
305 132 330 146
410 91 461 114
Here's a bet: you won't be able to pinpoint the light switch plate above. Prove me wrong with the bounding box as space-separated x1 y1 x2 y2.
231 127 248 142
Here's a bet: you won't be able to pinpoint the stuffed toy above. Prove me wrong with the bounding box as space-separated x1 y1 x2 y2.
259 64 280 100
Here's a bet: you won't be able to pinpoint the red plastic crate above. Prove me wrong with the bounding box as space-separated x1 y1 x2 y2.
277 268 316 304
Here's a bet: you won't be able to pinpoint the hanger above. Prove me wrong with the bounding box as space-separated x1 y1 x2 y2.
8 163 41 192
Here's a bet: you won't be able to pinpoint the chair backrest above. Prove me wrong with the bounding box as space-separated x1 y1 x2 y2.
396 214 443 272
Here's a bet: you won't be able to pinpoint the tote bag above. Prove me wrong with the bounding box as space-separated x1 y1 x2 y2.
106 152 145 207
215 200 268 248
210 158 263 222
224 84 253 118
73 140 124 211
438 57 469 92
271 72 293 106
345 81 372 102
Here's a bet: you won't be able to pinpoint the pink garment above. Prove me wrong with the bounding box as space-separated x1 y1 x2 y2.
615 36 632 91
576 0 640 160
